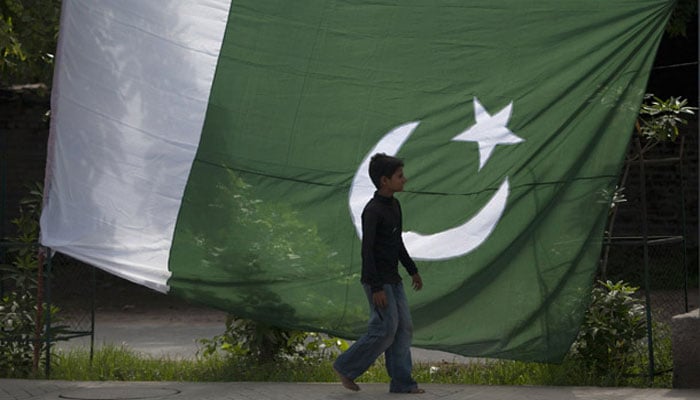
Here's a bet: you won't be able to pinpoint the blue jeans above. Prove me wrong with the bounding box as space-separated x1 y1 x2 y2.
334 282 417 393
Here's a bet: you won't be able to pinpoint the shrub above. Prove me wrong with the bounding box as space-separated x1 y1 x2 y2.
0 183 66 378
568 280 647 383
198 315 348 364
0 183 43 377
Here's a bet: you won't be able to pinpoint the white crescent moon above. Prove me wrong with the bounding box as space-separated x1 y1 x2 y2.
348 121 510 261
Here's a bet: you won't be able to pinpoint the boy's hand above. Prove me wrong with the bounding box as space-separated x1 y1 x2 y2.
373 290 388 308
411 273 423 291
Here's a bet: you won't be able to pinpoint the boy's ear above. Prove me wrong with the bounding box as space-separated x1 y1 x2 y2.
379 175 388 187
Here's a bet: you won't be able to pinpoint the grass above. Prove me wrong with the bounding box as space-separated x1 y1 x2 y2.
47 343 672 388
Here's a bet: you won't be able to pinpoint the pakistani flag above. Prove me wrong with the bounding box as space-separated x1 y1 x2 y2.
41 0 674 362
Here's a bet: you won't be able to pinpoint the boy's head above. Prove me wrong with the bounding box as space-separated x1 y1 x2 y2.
369 153 404 189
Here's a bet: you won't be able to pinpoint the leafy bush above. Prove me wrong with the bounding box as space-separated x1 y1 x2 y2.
0 183 65 378
0 290 37 376
1 0 61 86
637 94 696 142
198 315 348 364
568 280 647 383
0 184 42 377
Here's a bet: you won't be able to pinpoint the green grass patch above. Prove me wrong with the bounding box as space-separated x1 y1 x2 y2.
44 281 675 388
47 344 672 388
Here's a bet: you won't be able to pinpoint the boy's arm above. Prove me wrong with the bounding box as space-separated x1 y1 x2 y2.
396 199 422 290
398 242 418 276
361 209 383 294
399 239 423 291
396 198 418 276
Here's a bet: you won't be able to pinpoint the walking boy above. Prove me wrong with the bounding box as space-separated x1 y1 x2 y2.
334 153 424 394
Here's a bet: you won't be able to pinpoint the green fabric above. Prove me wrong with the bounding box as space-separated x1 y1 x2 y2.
169 0 674 362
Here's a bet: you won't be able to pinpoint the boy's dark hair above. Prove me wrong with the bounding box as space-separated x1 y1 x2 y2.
369 153 404 189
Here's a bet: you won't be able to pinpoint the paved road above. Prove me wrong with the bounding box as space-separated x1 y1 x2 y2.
54 310 476 363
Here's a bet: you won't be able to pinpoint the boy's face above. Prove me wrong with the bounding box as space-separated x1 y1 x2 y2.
382 167 407 193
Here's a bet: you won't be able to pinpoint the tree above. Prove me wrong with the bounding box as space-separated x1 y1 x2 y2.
0 0 61 88
666 0 698 38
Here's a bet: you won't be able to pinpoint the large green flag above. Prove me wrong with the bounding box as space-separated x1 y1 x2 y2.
42 1 674 362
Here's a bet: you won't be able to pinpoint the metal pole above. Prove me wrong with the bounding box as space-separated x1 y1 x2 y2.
0 105 5 242
44 248 52 378
33 248 45 376
90 264 96 363
679 138 689 312
0 111 6 300
636 137 655 384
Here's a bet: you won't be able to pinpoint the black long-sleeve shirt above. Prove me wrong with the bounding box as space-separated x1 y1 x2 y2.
360 192 418 293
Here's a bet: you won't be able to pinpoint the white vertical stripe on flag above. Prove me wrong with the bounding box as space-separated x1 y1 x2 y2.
40 0 231 292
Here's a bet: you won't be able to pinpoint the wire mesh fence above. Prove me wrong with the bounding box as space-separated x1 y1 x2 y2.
46 251 95 344
601 238 690 379
598 132 696 383
603 239 691 320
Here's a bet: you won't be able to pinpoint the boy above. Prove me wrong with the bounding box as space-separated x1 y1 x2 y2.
333 153 424 394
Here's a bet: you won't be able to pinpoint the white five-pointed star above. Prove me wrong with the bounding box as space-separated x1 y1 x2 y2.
452 97 524 170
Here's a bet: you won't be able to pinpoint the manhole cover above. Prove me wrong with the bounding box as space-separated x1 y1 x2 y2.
59 387 180 400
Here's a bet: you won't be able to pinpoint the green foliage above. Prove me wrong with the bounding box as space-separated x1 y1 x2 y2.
665 0 697 37
637 94 696 142
1 182 43 288
198 315 348 364
53 345 343 382
52 345 219 382
1 184 43 375
568 280 647 383
198 316 298 363
8 181 42 245
598 185 627 215
0 182 67 378
0 290 37 377
0 0 61 86
51 344 673 388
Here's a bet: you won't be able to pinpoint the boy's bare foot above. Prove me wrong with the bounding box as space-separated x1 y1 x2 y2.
333 366 360 391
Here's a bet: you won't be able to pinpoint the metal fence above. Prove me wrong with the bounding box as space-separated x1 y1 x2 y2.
45 251 97 367
602 237 689 379
599 134 694 382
